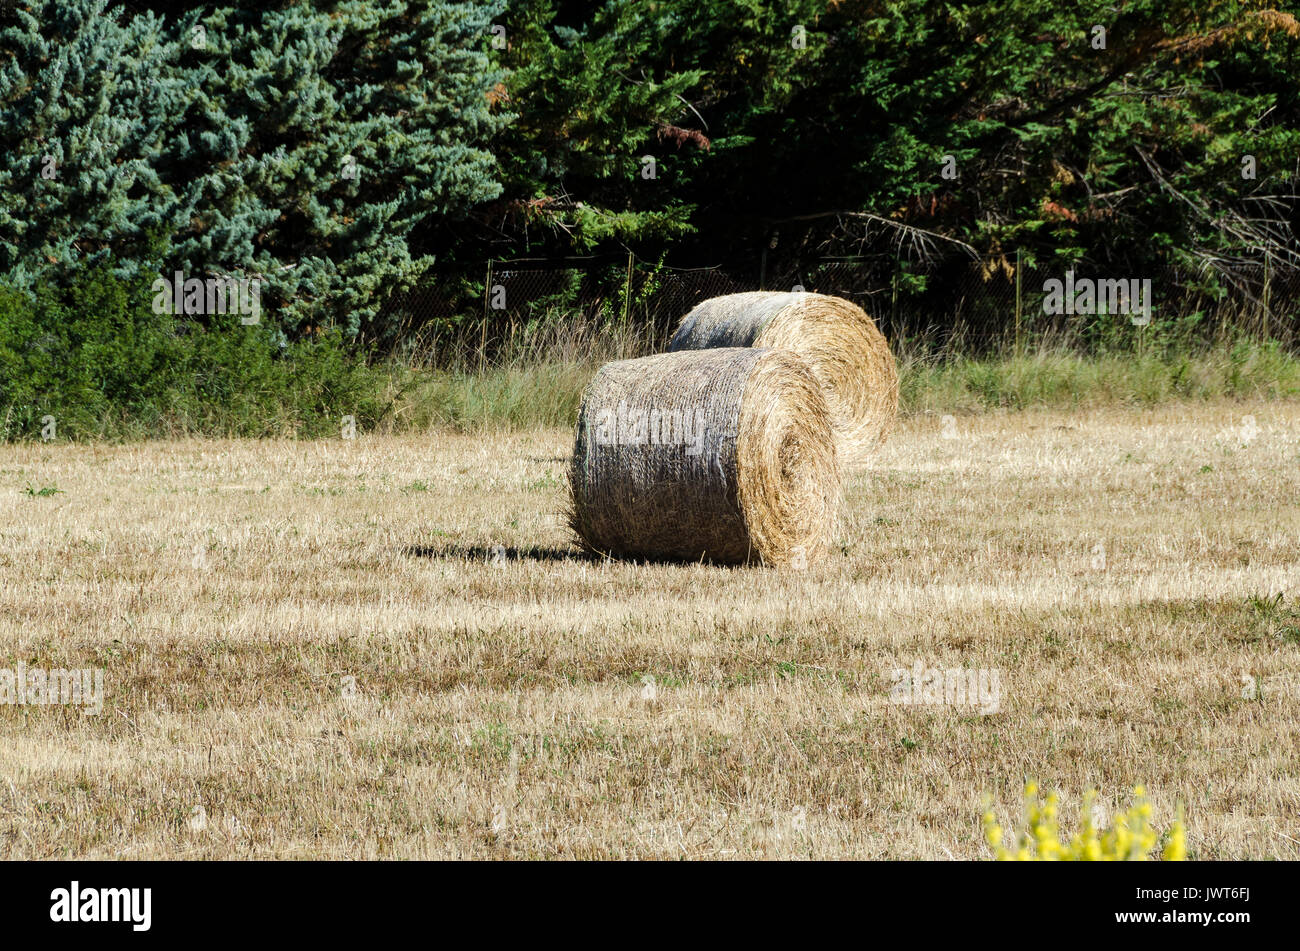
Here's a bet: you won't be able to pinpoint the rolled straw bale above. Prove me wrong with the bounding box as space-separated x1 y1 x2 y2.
668 291 898 464
568 348 840 567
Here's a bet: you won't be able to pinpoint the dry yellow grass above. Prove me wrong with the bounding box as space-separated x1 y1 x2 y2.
2 399 1299 859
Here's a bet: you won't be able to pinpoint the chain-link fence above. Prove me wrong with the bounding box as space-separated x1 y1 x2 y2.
379 254 1300 362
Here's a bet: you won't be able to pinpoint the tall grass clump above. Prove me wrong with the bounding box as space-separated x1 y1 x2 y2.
378 306 657 433
898 339 1300 415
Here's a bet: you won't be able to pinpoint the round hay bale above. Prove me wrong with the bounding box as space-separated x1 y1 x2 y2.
568 348 840 567
668 291 898 464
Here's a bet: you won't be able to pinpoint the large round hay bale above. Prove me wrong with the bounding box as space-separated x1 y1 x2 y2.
668 291 898 464
568 348 840 567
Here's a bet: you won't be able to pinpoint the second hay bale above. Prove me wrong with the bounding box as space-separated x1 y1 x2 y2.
669 291 898 465
569 348 840 566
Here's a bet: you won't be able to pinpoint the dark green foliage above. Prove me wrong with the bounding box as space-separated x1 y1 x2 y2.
189 0 508 333
0 1 190 284
476 0 706 252
0 0 506 335
621 0 1300 278
2 0 1298 377
448 0 1299 296
0 263 387 440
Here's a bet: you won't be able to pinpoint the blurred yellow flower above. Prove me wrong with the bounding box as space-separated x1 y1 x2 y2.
983 785 1186 861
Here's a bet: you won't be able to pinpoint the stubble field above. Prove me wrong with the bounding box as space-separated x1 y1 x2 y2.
2 399 1299 858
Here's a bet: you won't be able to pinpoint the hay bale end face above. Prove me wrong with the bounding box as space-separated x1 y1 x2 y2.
569 348 840 567
668 291 898 465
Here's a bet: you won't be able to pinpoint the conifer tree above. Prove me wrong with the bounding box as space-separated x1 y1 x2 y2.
0 0 507 334
0 1 190 285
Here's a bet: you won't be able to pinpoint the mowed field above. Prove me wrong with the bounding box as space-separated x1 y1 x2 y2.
2 400 1299 859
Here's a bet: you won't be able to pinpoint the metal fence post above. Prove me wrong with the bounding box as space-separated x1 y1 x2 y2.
891 263 898 335
481 260 492 370
623 251 634 325
1263 254 1272 342
1014 249 1023 359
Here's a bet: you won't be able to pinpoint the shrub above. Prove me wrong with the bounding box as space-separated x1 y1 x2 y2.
0 263 386 440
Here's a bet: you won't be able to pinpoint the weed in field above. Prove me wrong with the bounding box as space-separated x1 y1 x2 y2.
983 785 1186 861
1245 592 1300 644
